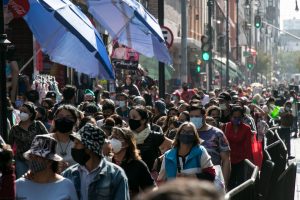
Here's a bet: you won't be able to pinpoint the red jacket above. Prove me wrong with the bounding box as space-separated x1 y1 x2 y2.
224 122 253 164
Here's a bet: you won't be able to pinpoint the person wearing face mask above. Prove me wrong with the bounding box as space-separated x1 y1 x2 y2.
8 102 48 178
49 105 79 169
16 135 78 200
62 123 130 200
116 92 130 122
158 122 215 182
206 105 223 129
189 101 230 191
217 92 232 123
278 101 294 159
223 105 253 190
128 106 172 170
110 127 156 198
96 99 116 127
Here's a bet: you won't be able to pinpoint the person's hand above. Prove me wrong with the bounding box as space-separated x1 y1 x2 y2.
22 170 34 180
0 144 14 168
58 161 69 173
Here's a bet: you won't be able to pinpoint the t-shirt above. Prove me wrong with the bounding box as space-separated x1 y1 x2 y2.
198 127 230 165
16 177 78 200
137 131 164 170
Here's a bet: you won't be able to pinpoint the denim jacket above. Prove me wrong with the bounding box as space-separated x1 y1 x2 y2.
62 159 130 200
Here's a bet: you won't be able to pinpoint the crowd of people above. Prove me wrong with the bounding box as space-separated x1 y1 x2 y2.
0 76 298 199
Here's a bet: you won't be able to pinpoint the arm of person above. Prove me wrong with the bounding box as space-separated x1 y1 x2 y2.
0 144 15 200
250 104 267 116
245 127 254 162
157 156 166 182
9 61 19 102
112 170 130 200
138 160 157 191
220 151 231 188
197 147 216 181
159 137 172 154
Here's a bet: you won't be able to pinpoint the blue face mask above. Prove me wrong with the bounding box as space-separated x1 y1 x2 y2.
190 117 203 129
232 118 242 126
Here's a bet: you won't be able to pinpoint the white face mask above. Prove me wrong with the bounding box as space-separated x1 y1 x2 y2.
19 112 30 121
219 104 227 110
110 138 123 153
119 101 126 108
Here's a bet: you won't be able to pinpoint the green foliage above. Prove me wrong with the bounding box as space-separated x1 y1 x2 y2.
277 51 300 73
256 51 272 75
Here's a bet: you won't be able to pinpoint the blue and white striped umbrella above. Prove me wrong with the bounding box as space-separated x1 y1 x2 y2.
24 0 115 79
87 0 172 65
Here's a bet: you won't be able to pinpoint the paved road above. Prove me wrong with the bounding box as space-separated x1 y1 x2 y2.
291 137 300 200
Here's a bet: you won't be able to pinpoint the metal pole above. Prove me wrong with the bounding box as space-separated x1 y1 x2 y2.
236 0 239 61
158 0 165 98
207 0 213 90
181 0 188 84
249 0 252 83
0 0 8 142
225 0 230 88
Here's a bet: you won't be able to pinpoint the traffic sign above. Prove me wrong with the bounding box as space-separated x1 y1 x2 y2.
161 26 174 48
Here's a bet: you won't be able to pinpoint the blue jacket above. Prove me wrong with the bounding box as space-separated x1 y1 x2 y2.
62 159 130 200
164 145 205 179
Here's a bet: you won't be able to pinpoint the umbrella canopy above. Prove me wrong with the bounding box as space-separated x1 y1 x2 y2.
139 55 174 80
251 82 263 88
87 0 172 64
24 0 114 79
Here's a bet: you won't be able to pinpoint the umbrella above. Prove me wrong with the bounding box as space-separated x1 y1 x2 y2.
87 0 172 64
251 82 263 88
23 0 115 79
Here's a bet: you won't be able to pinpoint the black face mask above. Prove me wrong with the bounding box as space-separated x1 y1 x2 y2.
71 148 91 166
55 118 75 133
129 119 141 131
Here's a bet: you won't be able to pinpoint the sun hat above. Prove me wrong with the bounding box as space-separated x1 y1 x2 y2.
24 135 63 161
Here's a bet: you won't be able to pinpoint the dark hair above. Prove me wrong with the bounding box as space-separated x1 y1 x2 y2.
267 97 275 104
102 99 115 111
41 98 54 109
179 111 190 121
78 116 95 130
130 106 149 121
62 85 76 101
51 161 59 173
101 91 110 99
230 105 245 117
188 102 206 116
206 106 221 117
22 102 37 121
54 104 79 123
36 106 47 121
25 90 40 103
110 114 123 127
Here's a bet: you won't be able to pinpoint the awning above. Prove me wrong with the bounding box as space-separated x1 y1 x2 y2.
213 56 244 79
173 37 202 49
139 55 174 80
